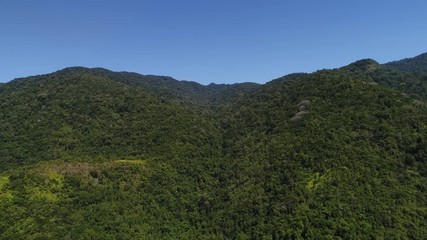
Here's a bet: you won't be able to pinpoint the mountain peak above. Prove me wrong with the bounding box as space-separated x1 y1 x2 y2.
54 66 113 75
342 58 380 72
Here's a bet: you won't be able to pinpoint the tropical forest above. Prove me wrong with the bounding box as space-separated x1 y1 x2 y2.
0 52 427 239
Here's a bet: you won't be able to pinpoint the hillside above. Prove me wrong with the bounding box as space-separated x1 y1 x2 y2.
384 52 427 73
0 53 427 239
339 57 427 101
0 70 222 169
216 69 427 238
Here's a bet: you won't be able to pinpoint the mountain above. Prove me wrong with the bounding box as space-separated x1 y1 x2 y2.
217 68 427 239
50 67 260 106
0 69 221 168
383 52 427 73
0 53 426 239
342 58 381 72
339 55 427 101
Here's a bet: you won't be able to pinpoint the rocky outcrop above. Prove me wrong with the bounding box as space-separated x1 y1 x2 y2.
290 100 311 122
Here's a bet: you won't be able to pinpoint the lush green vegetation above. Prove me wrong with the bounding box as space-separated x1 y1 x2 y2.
216 69 427 239
0 53 427 239
384 52 427 73
341 58 427 100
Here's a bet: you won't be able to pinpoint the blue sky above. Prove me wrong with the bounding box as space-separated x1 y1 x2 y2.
1 0 427 84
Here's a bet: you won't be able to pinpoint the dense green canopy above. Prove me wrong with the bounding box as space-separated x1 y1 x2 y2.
0 53 426 239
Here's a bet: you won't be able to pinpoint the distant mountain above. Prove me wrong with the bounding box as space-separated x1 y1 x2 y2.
49 67 260 106
0 53 426 239
383 52 427 73
337 56 427 101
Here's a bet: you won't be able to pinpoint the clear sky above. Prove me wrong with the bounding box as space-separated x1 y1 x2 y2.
1 0 427 84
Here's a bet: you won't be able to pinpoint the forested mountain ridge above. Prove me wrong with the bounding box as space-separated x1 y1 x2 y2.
47 66 260 105
0 69 223 168
0 53 426 239
383 52 427 73
337 56 427 101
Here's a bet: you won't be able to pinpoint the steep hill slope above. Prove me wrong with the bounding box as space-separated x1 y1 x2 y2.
0 70 222 170
0 68 226 239
216 69 427 239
